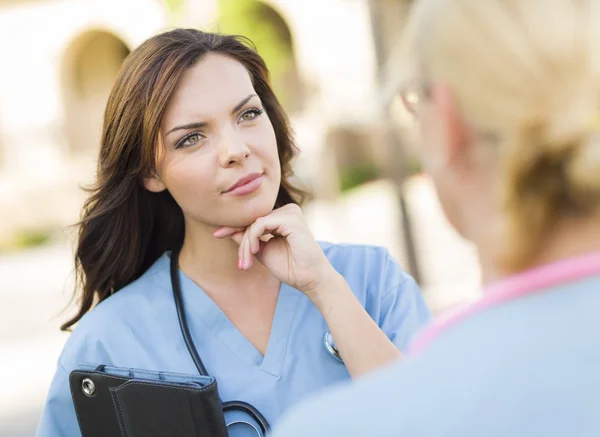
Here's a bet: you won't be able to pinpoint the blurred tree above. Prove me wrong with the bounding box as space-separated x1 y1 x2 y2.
339 164 382 193
218 0 303 112
368 0 422 284
163 0 185 15
0 228 53 253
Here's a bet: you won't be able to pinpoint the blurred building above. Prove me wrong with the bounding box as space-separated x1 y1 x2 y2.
0 0 169 243
0 0 415 245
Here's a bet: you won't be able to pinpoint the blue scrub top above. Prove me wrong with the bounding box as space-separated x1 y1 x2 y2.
272 273 600 437
36 242 431 437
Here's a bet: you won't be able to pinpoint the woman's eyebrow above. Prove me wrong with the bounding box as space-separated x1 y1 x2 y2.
231 93 258 114
166 121 208 137
165 94 258 137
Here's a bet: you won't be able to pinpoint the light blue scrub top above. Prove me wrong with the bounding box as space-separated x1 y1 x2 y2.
272 274 600 437
37 242 431 437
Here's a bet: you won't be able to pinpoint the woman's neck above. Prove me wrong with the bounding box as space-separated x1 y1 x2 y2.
478 212 600 284
177 218 276 293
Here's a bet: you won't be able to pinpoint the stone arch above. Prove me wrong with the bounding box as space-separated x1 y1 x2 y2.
62 30 130 154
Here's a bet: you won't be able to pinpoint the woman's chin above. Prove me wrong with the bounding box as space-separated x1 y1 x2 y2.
225 198 277 228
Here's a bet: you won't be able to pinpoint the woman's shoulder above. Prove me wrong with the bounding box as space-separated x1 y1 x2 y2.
318 241 416 296
318 241 410 278
57 253 172 368
318 241 393 266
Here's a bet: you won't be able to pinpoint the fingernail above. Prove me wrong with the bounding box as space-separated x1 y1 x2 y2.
238 259 243 269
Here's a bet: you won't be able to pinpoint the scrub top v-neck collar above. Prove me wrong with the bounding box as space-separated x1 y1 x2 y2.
175 259 302 378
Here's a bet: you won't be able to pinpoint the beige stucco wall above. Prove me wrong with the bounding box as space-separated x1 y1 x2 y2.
0 0 169 236
0 0 404 237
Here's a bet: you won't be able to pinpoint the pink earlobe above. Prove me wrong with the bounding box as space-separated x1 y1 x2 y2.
143 176 167 193
433 82 470 162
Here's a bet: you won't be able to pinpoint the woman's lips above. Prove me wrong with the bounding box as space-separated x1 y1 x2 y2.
224 173 264 196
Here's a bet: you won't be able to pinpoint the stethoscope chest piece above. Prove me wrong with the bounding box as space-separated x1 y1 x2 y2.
323 331 344 363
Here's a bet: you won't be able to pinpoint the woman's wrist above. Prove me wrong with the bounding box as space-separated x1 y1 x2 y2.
302 268 351 308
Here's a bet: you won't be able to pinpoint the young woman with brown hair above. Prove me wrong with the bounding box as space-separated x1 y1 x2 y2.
36 29 429 437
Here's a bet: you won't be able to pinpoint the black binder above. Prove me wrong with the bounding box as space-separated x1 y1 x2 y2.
69 364 228 437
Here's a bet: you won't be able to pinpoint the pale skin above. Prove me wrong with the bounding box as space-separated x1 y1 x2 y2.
144 53 402 378
417 82 600 282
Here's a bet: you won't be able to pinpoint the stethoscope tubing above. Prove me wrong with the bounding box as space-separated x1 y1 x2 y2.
170 246 272 435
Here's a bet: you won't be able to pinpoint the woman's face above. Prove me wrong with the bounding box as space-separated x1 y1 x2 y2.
410 82 496 241
145 53 282 229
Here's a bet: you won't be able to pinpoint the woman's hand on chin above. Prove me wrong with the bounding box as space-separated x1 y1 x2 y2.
212 203 339 299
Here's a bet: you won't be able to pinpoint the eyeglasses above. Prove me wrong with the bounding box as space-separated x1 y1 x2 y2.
398 80 502 145
398 80 431 116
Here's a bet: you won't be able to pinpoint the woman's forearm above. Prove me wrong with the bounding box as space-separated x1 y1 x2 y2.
306 272 403 378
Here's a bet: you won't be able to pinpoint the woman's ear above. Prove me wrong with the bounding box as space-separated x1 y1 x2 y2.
431 82 483 183
431 82 470 166
145 139 168 192
144 173 167 193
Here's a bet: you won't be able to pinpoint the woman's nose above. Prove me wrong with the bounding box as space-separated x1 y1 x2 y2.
219 129 250 167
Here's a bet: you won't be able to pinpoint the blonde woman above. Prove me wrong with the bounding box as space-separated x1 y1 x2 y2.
272 0 600 435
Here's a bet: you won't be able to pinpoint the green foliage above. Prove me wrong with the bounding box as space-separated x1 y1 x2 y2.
163 0 185 15
0 228 53 253
409 157 423 175
218 0 297 107
339 163 382 192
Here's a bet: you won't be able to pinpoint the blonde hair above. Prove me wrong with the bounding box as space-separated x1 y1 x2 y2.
401 0 600 270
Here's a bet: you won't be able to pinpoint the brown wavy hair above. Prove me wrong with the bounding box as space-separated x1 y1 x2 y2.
62 29 307 331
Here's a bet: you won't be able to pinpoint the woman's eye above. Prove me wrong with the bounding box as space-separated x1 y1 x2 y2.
187 134 200 144
239 108 264 122
176 133 203 149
